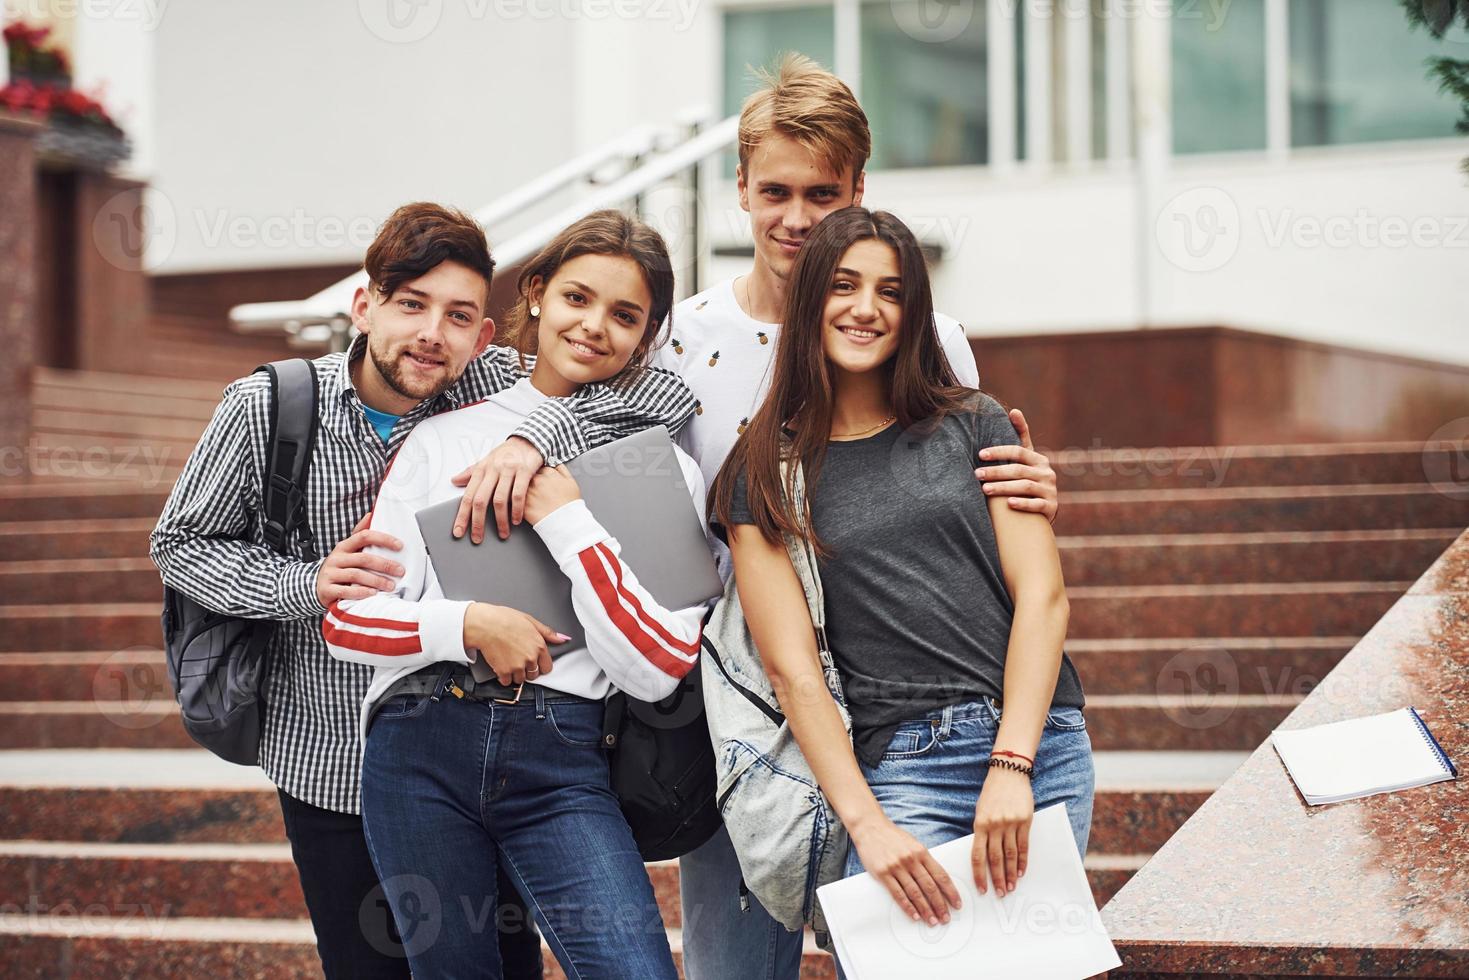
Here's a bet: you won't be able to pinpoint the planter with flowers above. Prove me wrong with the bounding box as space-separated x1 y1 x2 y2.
2 21 130 170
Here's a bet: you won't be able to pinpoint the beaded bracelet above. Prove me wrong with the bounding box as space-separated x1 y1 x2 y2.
986 756 1035 779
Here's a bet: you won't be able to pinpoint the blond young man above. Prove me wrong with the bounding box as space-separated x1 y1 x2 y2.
656 56 1060 979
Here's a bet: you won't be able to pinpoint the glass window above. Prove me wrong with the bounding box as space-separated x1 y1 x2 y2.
1091 0 1108 160
1015 6 1026 162
1171 0 1267 154
722 6 836 175
1290 0 1463 148
860 0 988 169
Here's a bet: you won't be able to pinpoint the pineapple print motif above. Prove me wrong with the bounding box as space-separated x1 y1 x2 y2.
672 337 684 355
737 417 749 435
708 351 720 368
756 331 769 346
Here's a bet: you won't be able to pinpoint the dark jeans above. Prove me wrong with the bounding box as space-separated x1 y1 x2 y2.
361 686 678 980
277 787 543 979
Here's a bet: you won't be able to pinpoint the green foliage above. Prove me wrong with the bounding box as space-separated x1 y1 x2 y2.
1399 0 1467 37
1399 1 1469 173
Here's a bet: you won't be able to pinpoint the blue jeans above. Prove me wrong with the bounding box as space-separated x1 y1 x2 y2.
846 698 1095 876
836 698 1095 978
360 684 678 980
679 823 807 980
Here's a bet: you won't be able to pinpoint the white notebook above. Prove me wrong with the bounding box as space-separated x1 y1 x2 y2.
1271 706 1458 806
817 804 1122 980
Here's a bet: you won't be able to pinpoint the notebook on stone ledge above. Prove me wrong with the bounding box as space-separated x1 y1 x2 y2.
1271 706 1458 806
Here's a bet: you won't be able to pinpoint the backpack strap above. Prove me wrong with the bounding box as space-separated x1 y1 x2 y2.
777 458 842 703
256 359 320 561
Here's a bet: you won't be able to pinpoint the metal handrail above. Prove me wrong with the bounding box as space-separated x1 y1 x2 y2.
230 113 736 346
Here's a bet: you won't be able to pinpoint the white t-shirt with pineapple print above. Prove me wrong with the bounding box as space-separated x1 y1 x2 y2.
652 277 981 572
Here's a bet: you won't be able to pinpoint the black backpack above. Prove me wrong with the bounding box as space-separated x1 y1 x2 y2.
601 621 722 861
160 359 319 766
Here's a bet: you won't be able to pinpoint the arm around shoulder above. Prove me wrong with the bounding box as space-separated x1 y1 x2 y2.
511 365 697 467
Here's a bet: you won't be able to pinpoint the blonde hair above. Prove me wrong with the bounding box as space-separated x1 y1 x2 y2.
737 52 871 185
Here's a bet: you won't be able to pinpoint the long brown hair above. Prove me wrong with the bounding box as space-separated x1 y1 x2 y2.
501 209 675 373
710 207 972 553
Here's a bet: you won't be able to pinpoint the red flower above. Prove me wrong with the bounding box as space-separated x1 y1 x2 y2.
3 22 51 48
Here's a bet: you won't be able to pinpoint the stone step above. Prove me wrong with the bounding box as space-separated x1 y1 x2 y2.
0 703 190 749
27 430 195 472
0 686 1287 750
0 916 835 979
1064 637 1356 696
0 749 1240 854
0 581 1401 650
1066 581 1405 639
0 637 1344 703
0 651 172 700
11 528 1447 597
1057 528 1456 586
0 604 164 651
1053 441 1464 492
0 534 1432 606
0 840 1140 932
32 407 209 442
1081 693 1300 751
0 559 161 605
2 530 1446 591
32 388 216 425
33 367 225 405
0 648 1326 755
0 519 154 561
0 487 170 522
1055 483 1469 536
8 480 1460 532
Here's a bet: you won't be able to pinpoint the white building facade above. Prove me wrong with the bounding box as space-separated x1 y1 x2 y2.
7 0 1467 362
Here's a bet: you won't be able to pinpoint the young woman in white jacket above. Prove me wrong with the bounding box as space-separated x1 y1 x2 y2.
323 210 703 980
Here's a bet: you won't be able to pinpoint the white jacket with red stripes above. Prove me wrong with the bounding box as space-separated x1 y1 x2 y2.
322 378 706 740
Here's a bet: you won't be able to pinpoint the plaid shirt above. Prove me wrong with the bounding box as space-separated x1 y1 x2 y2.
150 336 696 813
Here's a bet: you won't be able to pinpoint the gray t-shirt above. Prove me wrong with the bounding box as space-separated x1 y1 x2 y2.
719 394 1085 766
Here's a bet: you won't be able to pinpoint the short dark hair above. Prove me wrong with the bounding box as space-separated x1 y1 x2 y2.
364 203 495 305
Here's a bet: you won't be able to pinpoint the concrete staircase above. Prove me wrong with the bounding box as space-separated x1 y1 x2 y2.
2 344 1466 975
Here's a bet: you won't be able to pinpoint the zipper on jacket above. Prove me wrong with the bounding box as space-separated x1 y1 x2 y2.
701 636 784 727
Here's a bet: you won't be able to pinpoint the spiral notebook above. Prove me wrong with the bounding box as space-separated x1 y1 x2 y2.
1271 707 1458 806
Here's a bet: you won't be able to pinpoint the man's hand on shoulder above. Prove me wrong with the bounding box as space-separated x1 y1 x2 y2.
975 408 1059 523
451 436 545 543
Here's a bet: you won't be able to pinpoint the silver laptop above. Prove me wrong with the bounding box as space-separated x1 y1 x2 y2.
417 425 723 682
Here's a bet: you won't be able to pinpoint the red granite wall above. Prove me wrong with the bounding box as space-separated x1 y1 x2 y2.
148 264 360 322
73 174 151 374
974 326 1469 450
0 114 41 459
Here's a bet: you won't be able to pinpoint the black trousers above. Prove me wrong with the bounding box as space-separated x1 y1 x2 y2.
277 788 543 978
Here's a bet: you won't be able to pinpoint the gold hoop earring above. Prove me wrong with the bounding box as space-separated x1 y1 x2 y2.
529 305 540 318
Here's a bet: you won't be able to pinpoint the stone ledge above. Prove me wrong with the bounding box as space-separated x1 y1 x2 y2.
1102 529 1469 977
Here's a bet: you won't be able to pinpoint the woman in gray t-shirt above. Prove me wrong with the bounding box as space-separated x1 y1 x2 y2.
710 207 1094 937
